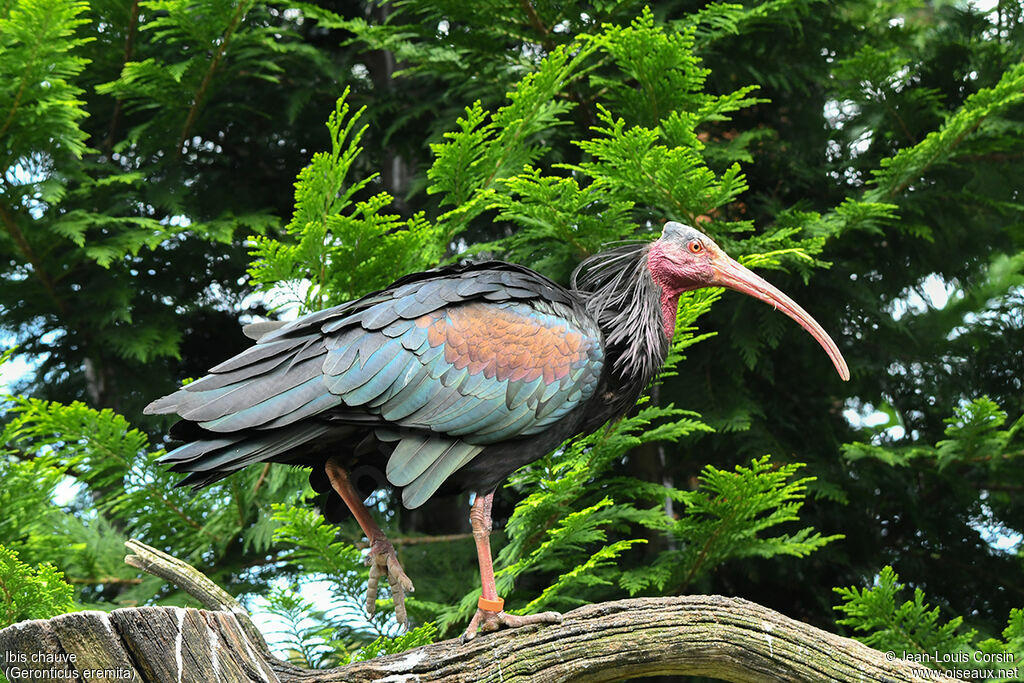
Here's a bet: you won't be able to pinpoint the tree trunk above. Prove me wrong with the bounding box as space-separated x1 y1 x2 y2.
0 540 924 683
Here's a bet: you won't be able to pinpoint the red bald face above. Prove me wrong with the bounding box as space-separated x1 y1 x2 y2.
646 226 717 296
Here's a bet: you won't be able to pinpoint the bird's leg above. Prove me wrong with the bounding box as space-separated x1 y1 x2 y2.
324 457 414 628
462 491 561 642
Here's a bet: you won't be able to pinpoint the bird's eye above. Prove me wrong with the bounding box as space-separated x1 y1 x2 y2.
688 241 703 254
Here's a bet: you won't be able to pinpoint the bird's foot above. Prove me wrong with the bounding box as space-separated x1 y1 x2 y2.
366 535 414 628
461 600 561 642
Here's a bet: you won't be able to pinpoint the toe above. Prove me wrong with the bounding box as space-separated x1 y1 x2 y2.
461 611 484 642
386 553 415 593
462 608 562 641
365 569 381 615
364 539 415 626
388 574 410 628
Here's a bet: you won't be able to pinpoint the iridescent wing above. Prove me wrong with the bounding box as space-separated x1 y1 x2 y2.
147 262 605 507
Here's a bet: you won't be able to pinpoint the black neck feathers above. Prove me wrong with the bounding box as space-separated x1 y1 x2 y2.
571 243 669 402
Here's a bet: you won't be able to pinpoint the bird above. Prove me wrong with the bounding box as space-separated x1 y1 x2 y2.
145 221 849 640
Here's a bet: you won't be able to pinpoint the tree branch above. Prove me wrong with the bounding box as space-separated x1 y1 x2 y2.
176 0 250 155
101 0 140 156
353 532 474 548
0 200 69 317
519 0 555 51
0 539 925 683
122 538 272 658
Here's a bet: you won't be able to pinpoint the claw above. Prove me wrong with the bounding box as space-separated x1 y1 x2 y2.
366 536 414 628
461 607 561 642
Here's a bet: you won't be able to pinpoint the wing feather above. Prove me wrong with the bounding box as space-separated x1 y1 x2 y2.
359 301 402 330
176 357 323 423
431 400 511 435
340 351 411 406
208 335 317 374
323 339 401 395
462 402 538 439
378 366 437 421
198 376 331 432
255 392 343 430
321 331 376 374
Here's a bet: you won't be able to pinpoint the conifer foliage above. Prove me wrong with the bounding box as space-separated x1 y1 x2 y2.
1 0 1022 674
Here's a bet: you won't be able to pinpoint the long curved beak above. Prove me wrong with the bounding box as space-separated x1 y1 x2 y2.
709 250 850 381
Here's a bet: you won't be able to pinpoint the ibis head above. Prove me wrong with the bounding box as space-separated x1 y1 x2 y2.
647 222 850 381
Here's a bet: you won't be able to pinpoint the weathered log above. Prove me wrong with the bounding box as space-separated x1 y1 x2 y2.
123 538 274 660
0 540 923 682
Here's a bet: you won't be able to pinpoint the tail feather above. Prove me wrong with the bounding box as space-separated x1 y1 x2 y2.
401 441 482 509
163 423 333 488
385 434 442 486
